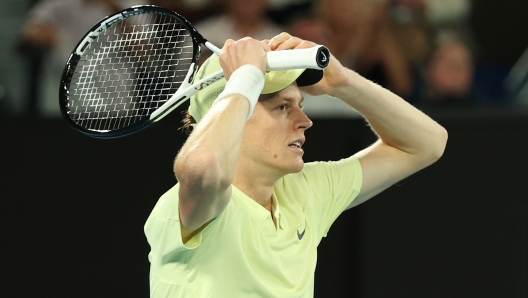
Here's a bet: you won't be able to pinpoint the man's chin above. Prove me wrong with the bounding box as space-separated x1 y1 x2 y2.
289 161 305 174
274 160 305 177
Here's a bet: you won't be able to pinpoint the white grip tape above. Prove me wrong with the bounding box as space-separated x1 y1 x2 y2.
214 65 265 120
266 46 325 70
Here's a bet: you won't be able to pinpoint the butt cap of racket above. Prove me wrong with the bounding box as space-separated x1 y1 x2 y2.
189 54 323 123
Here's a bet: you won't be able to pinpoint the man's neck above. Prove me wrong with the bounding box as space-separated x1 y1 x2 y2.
232 163 279 212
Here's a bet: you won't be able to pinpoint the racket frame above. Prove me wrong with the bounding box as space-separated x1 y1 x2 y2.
59 5 330 139
60 5 204 138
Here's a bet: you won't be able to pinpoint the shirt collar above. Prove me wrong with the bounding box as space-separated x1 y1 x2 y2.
231 185 284 230
271 192 285 230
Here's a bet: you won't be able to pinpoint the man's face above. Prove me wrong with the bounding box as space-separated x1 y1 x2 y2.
426 42 474 96
239 83 313 177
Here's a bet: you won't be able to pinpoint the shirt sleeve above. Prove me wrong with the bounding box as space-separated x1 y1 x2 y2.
144 184 203 262
301 156 363 240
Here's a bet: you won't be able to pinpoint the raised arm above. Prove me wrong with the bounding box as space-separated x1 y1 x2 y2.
175 38 269 240
268 33 448 209
334 67 447 208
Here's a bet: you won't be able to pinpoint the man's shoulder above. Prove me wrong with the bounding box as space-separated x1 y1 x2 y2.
149 183 181 220
276 157 362 193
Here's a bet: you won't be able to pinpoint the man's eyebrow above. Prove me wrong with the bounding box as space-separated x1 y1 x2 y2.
259 93 277 102
283 96 305 105
259 93 305 105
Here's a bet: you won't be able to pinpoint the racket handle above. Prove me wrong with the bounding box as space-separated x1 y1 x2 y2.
266 45 330 70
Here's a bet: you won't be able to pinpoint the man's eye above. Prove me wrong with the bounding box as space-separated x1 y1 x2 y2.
278 105 286 111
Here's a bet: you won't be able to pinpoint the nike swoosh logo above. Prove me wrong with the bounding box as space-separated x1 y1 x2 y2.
297 228 306 240
321 52 327 62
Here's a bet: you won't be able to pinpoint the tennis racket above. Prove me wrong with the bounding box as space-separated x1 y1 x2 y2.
59 5 330 139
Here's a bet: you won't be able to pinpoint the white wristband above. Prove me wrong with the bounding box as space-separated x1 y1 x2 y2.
215 64 265 120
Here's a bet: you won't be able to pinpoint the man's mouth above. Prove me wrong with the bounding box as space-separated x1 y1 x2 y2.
289 141 302 148
288 138 305 148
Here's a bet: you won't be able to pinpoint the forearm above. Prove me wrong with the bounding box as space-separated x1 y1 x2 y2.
175 38 268 232
175 94 249 232
175 94 249 188
331 70 447 160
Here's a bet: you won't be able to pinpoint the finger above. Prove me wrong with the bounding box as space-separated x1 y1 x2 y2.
267 32 293 50
274 37 315 51
273 37 301 50
222 38 236 51
293 40 318 50
238 37 269 54
260 40 271 52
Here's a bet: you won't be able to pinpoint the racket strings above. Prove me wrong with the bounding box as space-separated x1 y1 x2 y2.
68 11 195 131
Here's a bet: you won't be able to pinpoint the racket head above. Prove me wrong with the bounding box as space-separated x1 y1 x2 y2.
59 5 206 138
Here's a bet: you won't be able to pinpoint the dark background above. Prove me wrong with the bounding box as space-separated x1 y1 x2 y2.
2 106 527 298
471 0 528 65
2 0 528 297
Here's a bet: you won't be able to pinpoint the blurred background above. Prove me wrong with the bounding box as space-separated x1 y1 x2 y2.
1 0 527 297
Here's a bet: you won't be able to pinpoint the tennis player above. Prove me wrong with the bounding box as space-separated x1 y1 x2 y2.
144 33 448 297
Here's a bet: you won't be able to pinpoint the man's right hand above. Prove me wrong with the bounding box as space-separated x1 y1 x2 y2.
219 37 270 80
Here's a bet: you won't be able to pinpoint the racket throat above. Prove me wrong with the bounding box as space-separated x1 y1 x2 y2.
149 66 225 122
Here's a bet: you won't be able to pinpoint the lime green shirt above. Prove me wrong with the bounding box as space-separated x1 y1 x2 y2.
144 156 362 297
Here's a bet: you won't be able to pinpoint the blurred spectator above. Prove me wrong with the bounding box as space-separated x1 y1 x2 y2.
384 0 478 79
416 39 475 106
194 0 283 63
309 0 414 98
390 0 475 55
504 48 528 104
286 10 334 50
388 0 483 106
16 0 145 118
149 0 205 24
